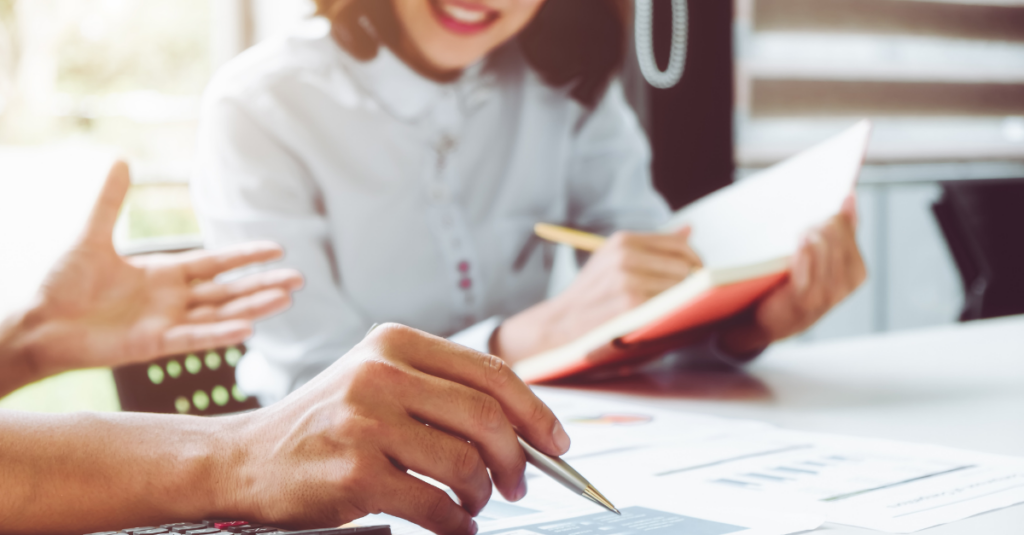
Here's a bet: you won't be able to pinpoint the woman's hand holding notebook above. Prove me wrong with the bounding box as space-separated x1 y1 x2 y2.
516 120 872 383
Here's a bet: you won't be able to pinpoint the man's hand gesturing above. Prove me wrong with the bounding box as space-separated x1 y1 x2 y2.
231 324 572 535
4 161 303 391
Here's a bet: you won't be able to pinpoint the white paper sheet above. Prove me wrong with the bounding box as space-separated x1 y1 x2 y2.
476 503 821 535
529 390 1024 533
536 388 772 459
361 389 1024 534
662 120 870 269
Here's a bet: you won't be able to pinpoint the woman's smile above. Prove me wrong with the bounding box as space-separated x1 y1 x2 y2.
428 0 500 35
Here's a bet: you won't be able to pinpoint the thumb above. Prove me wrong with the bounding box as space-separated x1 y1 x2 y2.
674 224 693 240
82 160 131 247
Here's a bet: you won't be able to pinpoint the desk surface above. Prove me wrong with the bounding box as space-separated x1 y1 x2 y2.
552 315 1024 534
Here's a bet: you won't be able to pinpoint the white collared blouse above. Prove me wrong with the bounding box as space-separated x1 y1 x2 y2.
192 20 672 404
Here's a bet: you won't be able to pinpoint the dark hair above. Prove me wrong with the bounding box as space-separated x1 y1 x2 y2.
316 0 630 107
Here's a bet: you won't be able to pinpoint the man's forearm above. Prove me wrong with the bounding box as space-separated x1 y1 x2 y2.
0 410 252 534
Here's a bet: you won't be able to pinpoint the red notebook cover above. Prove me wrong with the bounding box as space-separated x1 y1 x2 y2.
621 271 788 344
517 120 871 384
523 271 788 384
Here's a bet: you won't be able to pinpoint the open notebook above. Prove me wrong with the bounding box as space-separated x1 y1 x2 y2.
513 120 872 383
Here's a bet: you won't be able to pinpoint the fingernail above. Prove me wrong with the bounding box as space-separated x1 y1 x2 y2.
552 420 570 454
844 195 859 227
514 475 528 502
842 193 856 213
469 520 479 535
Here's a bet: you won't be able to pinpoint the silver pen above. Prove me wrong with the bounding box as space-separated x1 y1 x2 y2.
517 436 621 515
366 324 619 515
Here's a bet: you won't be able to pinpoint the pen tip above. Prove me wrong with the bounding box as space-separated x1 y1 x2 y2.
584 485 620 516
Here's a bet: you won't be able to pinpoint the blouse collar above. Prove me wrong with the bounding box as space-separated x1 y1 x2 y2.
332 36 497 122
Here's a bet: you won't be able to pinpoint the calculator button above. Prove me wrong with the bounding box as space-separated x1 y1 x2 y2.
137 530 169 535
122 528 157 534
161 525 193 530
84 532 119 535
185 529 223 535
276 524 391 528
215 522 248 529
170 525 207 533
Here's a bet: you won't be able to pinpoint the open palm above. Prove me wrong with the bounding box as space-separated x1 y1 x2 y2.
26 162 303 375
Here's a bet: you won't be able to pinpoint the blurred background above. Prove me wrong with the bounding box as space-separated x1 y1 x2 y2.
1 0 1022 412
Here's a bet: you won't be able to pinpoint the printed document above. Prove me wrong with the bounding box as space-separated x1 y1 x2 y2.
527 389 1024 533
478 505 821 535
363 389 1023 534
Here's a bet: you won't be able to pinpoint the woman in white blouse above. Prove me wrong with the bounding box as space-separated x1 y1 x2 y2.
193 0 865 405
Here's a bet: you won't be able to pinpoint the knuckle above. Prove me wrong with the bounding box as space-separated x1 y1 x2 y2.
525 398 549 428
354 357 405 385
481 354 509 389
474 396 505 433
424 489 456 526
338 451 378 491
369 322 412 350
452 442 483 481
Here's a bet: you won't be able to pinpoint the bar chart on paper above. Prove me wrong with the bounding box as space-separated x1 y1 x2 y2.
640 431 1024 533
696 447 972 502
529 390 1024 533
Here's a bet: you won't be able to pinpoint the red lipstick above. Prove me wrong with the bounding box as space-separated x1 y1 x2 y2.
428 0 500 35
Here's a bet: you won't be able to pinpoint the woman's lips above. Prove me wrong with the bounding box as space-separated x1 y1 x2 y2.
429 0 500 35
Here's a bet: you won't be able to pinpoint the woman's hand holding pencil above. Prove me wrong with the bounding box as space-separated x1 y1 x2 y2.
493 225 702 363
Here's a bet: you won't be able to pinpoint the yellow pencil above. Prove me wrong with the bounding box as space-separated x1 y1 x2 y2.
533 223 606 252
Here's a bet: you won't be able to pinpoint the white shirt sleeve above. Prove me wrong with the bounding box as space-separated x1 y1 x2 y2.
566 80 672 235
192 93 371 405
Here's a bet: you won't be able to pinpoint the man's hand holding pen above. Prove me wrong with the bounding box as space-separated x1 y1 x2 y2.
227 324 572 534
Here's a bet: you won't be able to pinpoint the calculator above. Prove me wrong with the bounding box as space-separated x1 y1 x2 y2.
84 520 391 535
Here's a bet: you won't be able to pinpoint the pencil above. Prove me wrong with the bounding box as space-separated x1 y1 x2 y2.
534 223 606 252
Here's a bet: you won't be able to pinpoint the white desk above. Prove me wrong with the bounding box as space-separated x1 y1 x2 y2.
553 315 1024 534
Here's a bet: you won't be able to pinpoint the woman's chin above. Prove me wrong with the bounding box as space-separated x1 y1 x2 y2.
418 45 489 75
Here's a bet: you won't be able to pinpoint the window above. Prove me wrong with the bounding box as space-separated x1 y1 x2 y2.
735 0 1024 339
1 0 215 241
0 0 312 412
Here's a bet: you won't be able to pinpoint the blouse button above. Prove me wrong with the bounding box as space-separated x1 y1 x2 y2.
459 278 472 290
458 261 469 272
437 135 456 155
